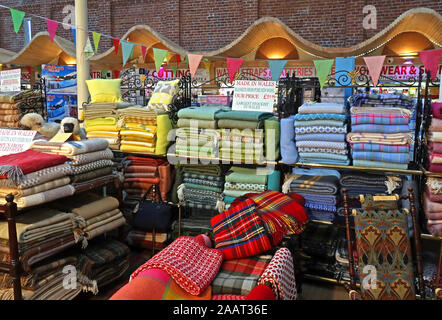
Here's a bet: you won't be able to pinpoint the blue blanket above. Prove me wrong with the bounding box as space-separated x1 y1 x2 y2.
351 124 410 134
295 133 346 142
353 159 408 169
352 151 409 164
280 115 298 164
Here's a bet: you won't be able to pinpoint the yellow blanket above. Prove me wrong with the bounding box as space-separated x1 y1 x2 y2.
120 123 157 133
120 141 155 148
120 130 155 139
155 114 172 155
85 125 119 133
86 131 120 138
85 117 117 127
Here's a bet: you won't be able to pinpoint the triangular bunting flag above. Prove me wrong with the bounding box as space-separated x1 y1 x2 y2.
187 54 203 81
92 32 101 53
71 27 76 45
141 46 147 61
418 49 442 80
121 41 135 66
10 8 25 34
165 51 172 64
313 59 334 89
185 55 189 68
113 70 120 79
226 58 244 84
46 19 59 42
112 38 120 55
335 56 355 86
363 55 386 87
130 44 135 58
84 36 94 58
203 59 211 74
171 65 178 77
268 60 288 82
101 70 108 79
176 54 181 67
153 48 169 73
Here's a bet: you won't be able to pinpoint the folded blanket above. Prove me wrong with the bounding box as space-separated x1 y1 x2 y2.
0 185 75 209
299 158 350 165
352 143 409 153
429 141 442 153
218 119 262 130
429 132 442 143
298 147 348 155
30 139 109 156
183 177 224 188
216 111 273 122
353 160 408 169
257 248 297 300
68 149 114 166
295 119 345 127
351 113 409 125
84 117 117 127
298 193 337 205
346 132 412 145
351 106 412 115
0 150 67 185
351 124 410 134
56 194 119 222
182 164 224 177
130 235 223 296
70 159 113 175
305 202 337 212
0 177 71 198
295 140 347 149
426 178 442 194
224 182 266 192
0 164 72 189
298 102 345 114
70 166 113 183
223 189 253 198
284 174 338 195
352 151 409 164
428 162 442 173
427 223 442 237
431 102 442 120
295 125 347 135
299 152 349 162
225 167 268 185
178 106 228 120
177 118 217 129
295 133 346 142
294 113 347 121
340 173 402 190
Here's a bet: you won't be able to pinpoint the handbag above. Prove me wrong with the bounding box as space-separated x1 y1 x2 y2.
132 184 174 233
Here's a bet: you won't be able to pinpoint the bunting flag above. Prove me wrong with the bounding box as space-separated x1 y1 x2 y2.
121 41 135 66
187 54 203 81
84 36 94 58
268 60 287 82
141 46 147 61
185 55 189 68
46 19 59 42
226 58 244 84
112 38 120 55
165 51 172 64
113 70 120 79
71 27 76 45
171 65 178 77
101 70 108 79
130 44 135 58
335 56 355 86
418 49 442 80
176 54 181 67
363 55 386 87
153 48 168 73
92 32 101 53
313 59 334 89
203 59 211 74
10 8 25 34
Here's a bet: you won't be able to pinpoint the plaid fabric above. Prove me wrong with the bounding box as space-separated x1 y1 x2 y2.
211 198 272 260
351 113 409 125
353 160 408 169
351 124 410 134
352 143 410 153
352 151 410 164
212 255 272 296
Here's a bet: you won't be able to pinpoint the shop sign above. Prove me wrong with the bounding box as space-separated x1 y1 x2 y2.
145 68 210 83
0 69 21 92
232 80 276 112
0 129 36 156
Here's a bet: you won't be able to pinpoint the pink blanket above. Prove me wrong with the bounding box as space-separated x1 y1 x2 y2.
432 103 442 120
430 118 442 132
427 223 442 237
426 186 442 202
130 235 223 296
429 141 442 154
423 193 442 220
428 161 442 173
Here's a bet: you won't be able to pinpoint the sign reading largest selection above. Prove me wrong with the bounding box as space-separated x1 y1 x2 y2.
0 69 21 92
0 129 36 156
232 80 276 112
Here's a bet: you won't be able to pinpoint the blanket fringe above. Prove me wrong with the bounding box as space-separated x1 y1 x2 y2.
177 183 185 201
282 178 293 194
77 272 99 295
216 200 225 213
385 176 400 194
0 165 24 185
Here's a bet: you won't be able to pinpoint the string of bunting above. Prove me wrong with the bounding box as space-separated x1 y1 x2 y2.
2 4 442 84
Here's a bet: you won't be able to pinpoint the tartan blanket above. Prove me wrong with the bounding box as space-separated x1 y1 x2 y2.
346 132 412 145
352 151 410 164
351 113 409 125
352 143 409 153
212 254 272 296
257 248 297 300
130 235 223 296
353 160 408 169
295 125 347 135
211 198 272 260
286 174 339 195
351 124 410 134
0 150 67 184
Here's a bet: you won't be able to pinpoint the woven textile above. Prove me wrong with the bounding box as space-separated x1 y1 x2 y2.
351 113 409 125
352 143 409 153
295 140 347 149
346 132 412 145
130 235 223 296
211 199 272 260
257 248 297 300
352 151 409 164
295 125 347 135
298 147 348 155
354 208 415 300
224 182 267 192
353 160 408 170
286 174 339 195
294 113 347 121
351 124 410 134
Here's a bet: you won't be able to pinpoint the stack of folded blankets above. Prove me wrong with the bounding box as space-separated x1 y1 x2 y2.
223 166 280 210
217 111 278 163
83 102 134 150
117 106 171 155
0 90 44 128
123 156 172 202
426 103 442 173
197 95 231 108
52 193 126 248
283 173 339 222
294 102 349 165
30 139 115 192
347 93 416 169
423 177 442 237
0 149 74 209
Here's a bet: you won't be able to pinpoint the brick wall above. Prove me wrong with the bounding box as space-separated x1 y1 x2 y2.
0 0 441 53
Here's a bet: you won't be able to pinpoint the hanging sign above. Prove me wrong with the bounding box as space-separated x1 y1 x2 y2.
0 69 21 91
232 80 276 112
0 129 36 156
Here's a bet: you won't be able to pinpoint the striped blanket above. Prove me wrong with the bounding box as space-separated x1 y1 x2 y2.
351 124 410 134
352 151 409 164
352 143 409 153
346 132 412 145
353 160 408 169
351 113 409 125
286 174 339 195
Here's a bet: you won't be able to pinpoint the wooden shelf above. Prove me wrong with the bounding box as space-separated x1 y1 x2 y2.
421 167 442 178
280 161 423 175
421 233 442 241
303 273 360 288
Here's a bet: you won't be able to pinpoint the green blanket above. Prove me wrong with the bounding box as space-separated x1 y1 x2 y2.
265 117 280 161
177 118 217 129
177 106 229 120
225 166 268 184
216 111 273 121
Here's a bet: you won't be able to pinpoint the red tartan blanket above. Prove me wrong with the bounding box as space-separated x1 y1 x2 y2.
130 235 223 296
211 198 272 260
0 150 67 184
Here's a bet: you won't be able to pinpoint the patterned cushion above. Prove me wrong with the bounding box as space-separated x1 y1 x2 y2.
148 79 179 111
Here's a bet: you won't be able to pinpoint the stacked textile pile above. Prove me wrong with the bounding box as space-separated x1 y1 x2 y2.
123 156 172 201
83 102 134 150
117 106 171 155
294 102 349 165
197 95 231 108
348 93 415 169
0 208 77 276
423 177 442 237
52 193 125 247
283 173 340 223
0 90 43 128
30 139 115 191
223 166 280 209
426 103 442 173
126 230 170 250
0 150 74 209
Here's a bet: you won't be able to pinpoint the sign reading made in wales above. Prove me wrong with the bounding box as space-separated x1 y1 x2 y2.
232 80 276 112
0 69 21 92
0 129 36 156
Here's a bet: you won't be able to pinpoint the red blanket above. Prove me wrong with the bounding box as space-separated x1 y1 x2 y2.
130 235 223 296
429 142 442 154
432 103 442 120
0 150 67 184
